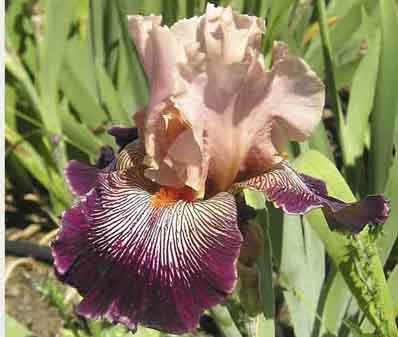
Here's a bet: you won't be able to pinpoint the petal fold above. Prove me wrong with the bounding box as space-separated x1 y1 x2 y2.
235 161 389 233
53 167 242 333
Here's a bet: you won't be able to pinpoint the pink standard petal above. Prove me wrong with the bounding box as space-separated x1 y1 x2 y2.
169 14 324 194
126 6 324 198
266 42 325 142
52 166 242 333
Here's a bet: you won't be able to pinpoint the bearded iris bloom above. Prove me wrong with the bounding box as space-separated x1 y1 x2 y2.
52 4 389 334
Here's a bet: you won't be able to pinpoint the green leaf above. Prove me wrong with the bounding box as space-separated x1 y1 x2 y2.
308 122 334 162
139 1 163 15
262 0 294 53
89 0 106 68
114 0 149 116
5 35 43 121
5 84 17 129
59 102 104 159
369 0 398 193
255 314 275 337
60 59 108 129
375 153 398 265
316 270 353 337
314 0 348 167
95 63 130 125
209 305 242 337
5 152 35 193
305 1 378 77
244 189 275 336
40 0 79 134
294 150 398 336
335 58 361 90
345 30 380 165
388 265 398 316
279 215 325 337
5 125 51 189
5 314 35 337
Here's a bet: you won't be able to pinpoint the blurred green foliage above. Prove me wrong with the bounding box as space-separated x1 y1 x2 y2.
5 0 398 337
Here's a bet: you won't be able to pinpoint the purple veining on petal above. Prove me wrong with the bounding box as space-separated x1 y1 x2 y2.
108 126 138 149
64 160 100 197
52 167 242 334
236 161 390 233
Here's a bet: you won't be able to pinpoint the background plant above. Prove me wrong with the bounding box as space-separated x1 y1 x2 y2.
5 0 398 336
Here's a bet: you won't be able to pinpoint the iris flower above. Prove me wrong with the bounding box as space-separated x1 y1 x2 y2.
52 4 389 334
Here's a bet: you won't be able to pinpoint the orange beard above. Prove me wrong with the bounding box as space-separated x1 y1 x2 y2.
150 186 196 208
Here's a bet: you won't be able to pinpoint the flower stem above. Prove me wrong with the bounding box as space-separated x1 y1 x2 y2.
209 305 242 337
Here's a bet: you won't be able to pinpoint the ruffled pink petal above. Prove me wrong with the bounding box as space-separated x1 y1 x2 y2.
235 161 389 233
127 5 324 197
52 166 242 333
265 42 325 142
128 15 192 190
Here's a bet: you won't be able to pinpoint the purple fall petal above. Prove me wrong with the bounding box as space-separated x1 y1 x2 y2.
52 167 242 334
236 161 389 233
319 194 389 232
64 160 100 197
96 146 116 169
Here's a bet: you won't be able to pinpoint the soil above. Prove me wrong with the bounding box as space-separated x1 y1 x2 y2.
5 257 63 337
5 189 64 337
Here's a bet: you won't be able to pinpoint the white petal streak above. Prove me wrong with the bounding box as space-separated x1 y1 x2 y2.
86 169 241 288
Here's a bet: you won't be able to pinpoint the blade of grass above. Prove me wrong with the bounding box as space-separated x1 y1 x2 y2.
115 0 149 116
294 150 398 336
5 35 43 120
40 0 79 134
315 0 348 168
279 215 325 337
315 269 352 337
5 84 17 129
59 102 105 160
95 62 130 125
244 190 275 336
345 30 380 165
305 0 366 75
209 305 242 337
5 314 33 337
388 265 398 315
308 123 334 162
5 126 51 191
262 0 294 53
375 153 398 265
369 0 398 193
255 314 274 337
162 0 177 26
60 59 108 128
89 0 106 68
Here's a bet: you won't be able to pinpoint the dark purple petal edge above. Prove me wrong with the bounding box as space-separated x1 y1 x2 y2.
235 161 390 233
108 126 138 149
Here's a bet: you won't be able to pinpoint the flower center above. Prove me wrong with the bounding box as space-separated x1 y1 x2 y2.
150 186 196 208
